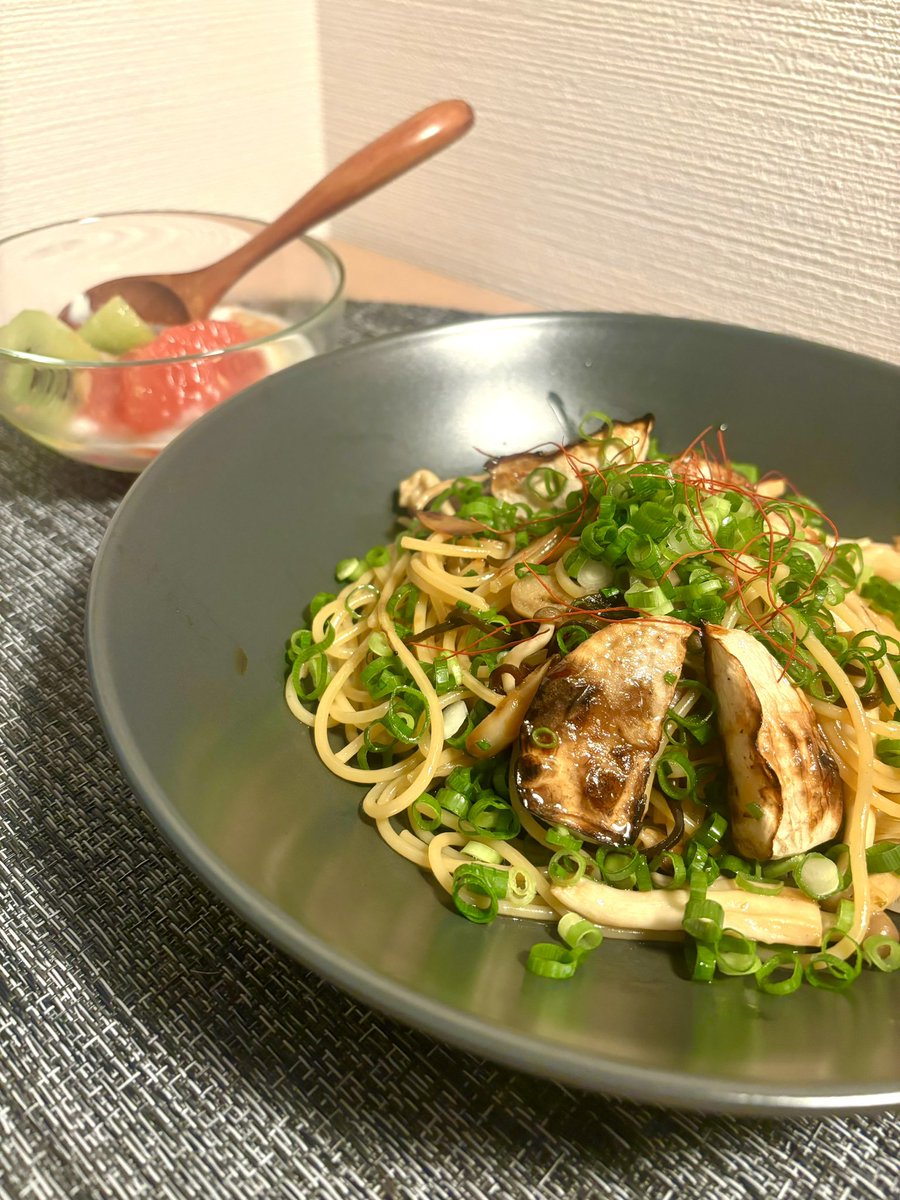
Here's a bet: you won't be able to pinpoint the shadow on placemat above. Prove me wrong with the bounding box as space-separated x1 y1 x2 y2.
0 303 895 1200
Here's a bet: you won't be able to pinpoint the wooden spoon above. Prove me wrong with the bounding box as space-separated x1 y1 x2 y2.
68 100 474 326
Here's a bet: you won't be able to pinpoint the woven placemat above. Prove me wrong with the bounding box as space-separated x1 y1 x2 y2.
1 302 897 1200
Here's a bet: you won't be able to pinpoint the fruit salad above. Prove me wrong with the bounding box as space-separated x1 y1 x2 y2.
0 296 307 470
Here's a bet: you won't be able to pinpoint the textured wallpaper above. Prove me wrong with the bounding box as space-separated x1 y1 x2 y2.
0 0 325 237
2 1 898 363
320 0 900 363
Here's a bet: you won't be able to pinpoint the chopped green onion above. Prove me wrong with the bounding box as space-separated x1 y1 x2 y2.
717 854 751 877
624 582 674 616
684 841 720 885
694 812 728 849
385 582 420 636
664 670 678 685
792 853 841 900
756 951 803 996
436 787 469 818
525 466 567 501
577 409 614 440
530 726 559 749
861 575 900 625
602 847 645 889
360 654 408 700
734 873 784 896
289 620 335 665
684 940 717 982
862 935 900 972
459 794 521 841
556 624 592 654
866 842 900 874
507 867 537 906
462 841 504 864
633 857 653 892
548 850 588 886
682 897 725 944
558 913 604 952
364 545 390 568
345 583 378 614
762 854 805 880
743 802 764 820
451 864 507 923
715 931 761 977
446 766 477 799
309 591 336 617
545 825 583 853
335 556 363 582
825 842 852 890
514 561 550 578
476 738 492 752
367 631 391 658
648 849 686 889
830 899 856 936
526 943 581 979
383 686 430 745
656 749 697 801
291 651 330 702
805 949 861 992
410 794 441 833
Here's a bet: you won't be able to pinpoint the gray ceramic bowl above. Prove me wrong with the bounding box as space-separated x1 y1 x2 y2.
86 314 900 1114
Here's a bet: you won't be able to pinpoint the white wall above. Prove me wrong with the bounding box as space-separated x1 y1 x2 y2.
2 1 898 364
320 0 900 364
0 0 325 236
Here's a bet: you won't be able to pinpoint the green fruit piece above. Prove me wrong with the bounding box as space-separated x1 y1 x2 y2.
0 309 102 411
78 295 155 354
0 308 105 361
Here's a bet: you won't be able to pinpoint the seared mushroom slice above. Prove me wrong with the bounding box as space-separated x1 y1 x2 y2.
705 625 843 861
515 618 692 844
488 416 654 510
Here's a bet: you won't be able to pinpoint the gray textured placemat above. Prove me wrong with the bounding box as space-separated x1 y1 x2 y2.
1 302 897 1200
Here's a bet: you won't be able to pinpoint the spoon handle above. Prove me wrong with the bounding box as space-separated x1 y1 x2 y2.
191 99 474 313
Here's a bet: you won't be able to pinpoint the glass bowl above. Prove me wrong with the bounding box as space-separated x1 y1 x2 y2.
0 211 345 472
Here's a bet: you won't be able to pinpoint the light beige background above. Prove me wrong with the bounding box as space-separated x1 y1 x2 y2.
2 0 898 362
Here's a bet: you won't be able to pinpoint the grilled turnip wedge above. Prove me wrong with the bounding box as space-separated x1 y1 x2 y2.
705 625 843 860
553 876 824 946
515 618 692 843
487 416 654 510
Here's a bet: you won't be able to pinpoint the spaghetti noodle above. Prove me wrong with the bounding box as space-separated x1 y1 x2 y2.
285 416 900 993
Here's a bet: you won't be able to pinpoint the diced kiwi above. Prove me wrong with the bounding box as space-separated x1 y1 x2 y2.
0 309 103 410
78 295 154 354
0 309 104 360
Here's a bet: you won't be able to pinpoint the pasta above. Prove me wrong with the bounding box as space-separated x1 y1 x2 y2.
285 415 900 992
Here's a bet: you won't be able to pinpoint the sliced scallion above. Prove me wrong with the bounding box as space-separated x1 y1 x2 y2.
715 931 761 977
793 853 842 900
684 940 716 982
545 825 583 854
682 897 725 945
526 943 581 979
866 842 900 874
756 951 803 996
558 913 604 953
548 850 588 886
451 864 507 924
862 935 900 972
648 849 686 889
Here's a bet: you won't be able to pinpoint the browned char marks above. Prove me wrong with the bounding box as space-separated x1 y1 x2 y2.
515 618 692 844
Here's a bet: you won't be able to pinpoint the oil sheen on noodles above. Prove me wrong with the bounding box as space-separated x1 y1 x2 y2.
285 417 900 987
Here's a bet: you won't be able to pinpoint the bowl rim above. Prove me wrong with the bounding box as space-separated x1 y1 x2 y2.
86 312 900 1115
0 209 346 368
